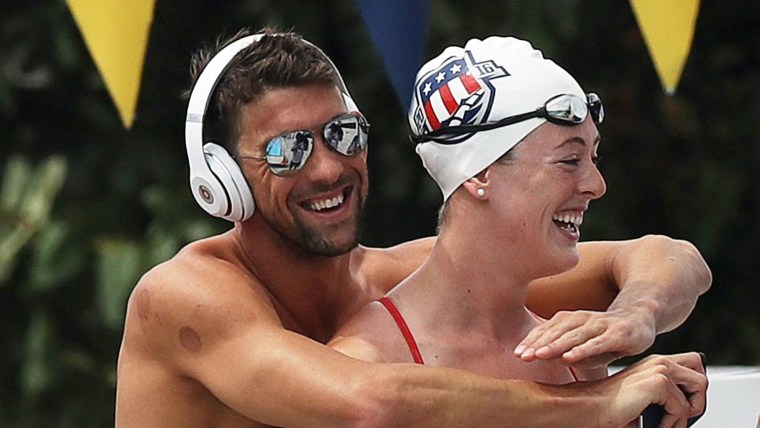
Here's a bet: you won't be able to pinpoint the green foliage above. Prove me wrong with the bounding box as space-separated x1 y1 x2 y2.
0 156 67 283
0 0 758 426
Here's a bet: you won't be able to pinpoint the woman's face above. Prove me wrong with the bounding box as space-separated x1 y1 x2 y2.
487 118 606 279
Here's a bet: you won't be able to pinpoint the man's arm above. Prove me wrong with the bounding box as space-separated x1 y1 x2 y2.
119 255 705 428
328 334 707 428
203 319 706 428
518 235 711 367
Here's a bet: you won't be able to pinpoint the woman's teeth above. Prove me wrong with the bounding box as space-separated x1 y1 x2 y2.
552 213 583 231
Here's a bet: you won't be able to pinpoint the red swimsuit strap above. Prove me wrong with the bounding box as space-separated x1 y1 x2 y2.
567 365 580 382
378 297 424 364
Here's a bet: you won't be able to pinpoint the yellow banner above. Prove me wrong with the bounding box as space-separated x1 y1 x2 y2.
66 0 156 128
630 0 700 94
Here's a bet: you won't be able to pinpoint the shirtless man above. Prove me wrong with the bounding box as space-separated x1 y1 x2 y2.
115 28 710 427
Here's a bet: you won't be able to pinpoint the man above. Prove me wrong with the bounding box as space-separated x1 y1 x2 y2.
115 28 710 427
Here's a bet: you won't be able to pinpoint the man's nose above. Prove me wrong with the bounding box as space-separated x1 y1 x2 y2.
301 135 345 184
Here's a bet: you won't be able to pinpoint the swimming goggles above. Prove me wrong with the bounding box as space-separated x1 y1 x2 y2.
238 112 370 176
411 93 603 144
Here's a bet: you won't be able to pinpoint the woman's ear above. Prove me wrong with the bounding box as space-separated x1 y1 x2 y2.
462 168 490 199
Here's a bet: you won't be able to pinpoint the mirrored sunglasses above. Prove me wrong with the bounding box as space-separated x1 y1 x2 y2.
238 113 370 176
411 93 603 144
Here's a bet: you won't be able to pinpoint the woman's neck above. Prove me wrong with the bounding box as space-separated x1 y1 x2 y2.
389 232 536 340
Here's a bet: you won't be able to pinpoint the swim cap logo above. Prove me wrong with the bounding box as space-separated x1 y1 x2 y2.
413 51 509 143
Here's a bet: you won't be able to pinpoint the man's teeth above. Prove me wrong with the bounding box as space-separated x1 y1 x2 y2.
552 213 583 228
309 194 344 211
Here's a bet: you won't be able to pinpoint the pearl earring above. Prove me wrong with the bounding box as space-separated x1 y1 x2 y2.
476 188 486 198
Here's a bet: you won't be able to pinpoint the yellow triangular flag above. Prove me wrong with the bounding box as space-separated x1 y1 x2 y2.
66 0 156 128
630 0 700 94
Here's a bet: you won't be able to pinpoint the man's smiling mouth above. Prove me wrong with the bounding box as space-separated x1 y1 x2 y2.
307 193 345 212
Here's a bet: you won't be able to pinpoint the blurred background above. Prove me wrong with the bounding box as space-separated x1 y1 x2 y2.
1 0 758 426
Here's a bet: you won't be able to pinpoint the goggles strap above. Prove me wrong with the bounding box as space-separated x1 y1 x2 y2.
412 93 601 144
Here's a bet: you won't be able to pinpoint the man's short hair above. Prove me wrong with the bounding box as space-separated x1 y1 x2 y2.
186 27 342 155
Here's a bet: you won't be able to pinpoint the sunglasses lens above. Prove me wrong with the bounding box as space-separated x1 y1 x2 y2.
265 131 314 176
324 114 369 157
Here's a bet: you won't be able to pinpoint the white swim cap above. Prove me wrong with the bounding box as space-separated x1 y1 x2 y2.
409 36 587 201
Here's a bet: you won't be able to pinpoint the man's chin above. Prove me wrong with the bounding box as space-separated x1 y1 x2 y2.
294 234 359 257
295 223 361 257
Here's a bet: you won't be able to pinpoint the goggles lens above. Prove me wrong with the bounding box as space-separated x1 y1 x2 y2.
253 113 369 176
412 93 603 144
544 92 604 125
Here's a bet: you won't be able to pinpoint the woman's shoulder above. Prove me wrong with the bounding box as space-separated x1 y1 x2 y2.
357 236 435 292
363 236 435 264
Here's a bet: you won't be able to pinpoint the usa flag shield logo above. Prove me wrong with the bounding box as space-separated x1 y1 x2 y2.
412 51 509 144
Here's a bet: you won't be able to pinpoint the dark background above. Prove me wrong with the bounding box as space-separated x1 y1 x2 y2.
1 1 758 426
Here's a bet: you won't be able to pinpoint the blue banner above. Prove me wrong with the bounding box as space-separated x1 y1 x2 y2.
356 0 430 109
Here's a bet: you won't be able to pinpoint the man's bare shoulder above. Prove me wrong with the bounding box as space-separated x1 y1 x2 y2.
133 235 262 303
117 235 283 427
121 235 279 360
356 236 435 293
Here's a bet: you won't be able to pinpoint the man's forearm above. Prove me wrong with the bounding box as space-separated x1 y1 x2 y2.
365 352 706 428
608 235 711 333
366 365 613 428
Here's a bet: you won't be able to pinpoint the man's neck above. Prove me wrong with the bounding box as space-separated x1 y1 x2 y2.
229 224 374 342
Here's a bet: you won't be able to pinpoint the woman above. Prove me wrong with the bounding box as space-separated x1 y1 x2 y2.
329 36 609 384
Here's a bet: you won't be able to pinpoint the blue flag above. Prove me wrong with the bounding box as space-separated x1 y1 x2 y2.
356 0 430 109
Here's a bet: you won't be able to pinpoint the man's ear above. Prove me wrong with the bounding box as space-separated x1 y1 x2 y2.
462 168 490 199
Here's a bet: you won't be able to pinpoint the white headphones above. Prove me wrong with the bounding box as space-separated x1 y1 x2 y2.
184 33 358 222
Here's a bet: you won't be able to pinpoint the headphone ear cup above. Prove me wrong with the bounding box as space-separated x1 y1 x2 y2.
202 143 255 222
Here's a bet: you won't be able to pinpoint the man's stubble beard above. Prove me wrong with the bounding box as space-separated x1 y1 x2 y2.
264 190 366 258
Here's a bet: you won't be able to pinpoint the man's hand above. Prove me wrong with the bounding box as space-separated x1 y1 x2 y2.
514 307 656 369
599 353 707 427
522 236 711 369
